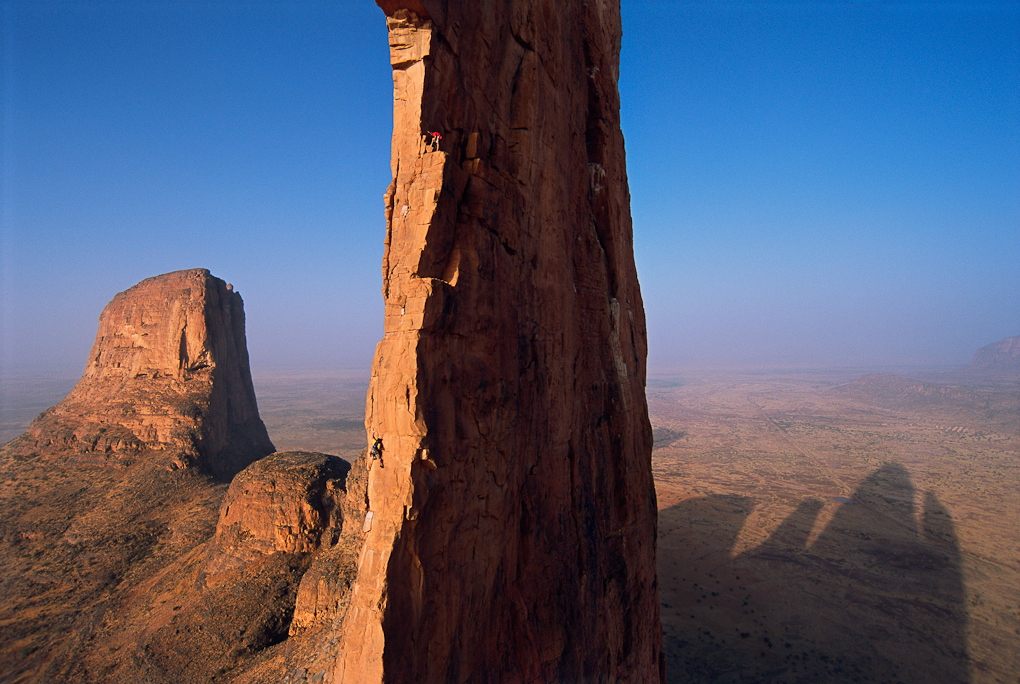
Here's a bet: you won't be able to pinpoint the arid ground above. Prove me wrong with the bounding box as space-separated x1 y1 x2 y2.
649 369 1019 684
255 366 1020 683
3 367 1017 683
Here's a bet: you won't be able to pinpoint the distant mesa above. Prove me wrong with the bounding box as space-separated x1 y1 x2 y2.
832 336 1019 438
955 334 1020 383
837 335 1019 404
9 268 275 478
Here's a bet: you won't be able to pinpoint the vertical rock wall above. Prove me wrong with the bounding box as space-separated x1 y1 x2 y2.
334 2 663 681
25 268 274 478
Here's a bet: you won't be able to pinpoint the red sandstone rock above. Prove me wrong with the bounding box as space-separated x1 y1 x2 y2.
19 268 274 477
290 453 369 635
203 451 351 576
321 2 664 682
0 269 279 682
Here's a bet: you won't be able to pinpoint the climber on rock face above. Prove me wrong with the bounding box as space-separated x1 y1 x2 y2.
370 437 384 467
425 131 442 152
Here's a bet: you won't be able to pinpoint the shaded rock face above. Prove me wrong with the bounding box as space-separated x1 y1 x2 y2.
20 268 274 478
290 452 370 637
329 2 663 682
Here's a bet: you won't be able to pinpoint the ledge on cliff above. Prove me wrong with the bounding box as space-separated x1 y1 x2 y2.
375 0 431 20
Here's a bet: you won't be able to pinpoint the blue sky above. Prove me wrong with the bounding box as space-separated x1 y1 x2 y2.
2 0 1017 377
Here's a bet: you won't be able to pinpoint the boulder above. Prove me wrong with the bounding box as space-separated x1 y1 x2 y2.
203 451 351 576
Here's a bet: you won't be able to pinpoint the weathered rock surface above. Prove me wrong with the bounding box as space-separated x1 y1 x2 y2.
0 269 277 683
322 2 663 682
203 451 351 574
14 267 274 477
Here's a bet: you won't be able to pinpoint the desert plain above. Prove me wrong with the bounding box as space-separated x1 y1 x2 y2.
2 365 1017 683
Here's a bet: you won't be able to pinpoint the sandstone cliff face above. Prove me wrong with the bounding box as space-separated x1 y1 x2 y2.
0 269 279 683
19 268 274 477
329 2 663 682
204 452 351 575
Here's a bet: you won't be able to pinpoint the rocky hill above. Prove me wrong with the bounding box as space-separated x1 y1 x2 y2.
954 335 1020 383
0 269 281 682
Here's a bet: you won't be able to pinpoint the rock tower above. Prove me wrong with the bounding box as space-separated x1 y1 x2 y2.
331 1 664 681
17 268 274 477
0 269 278 682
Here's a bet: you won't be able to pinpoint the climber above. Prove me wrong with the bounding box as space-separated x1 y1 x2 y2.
426 130 442 152
370 437 384 467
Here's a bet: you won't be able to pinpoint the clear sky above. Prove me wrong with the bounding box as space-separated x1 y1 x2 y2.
2 1 1017 378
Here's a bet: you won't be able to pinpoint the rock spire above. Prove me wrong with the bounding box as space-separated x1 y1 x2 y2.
18 268 274 477
328 2 664 681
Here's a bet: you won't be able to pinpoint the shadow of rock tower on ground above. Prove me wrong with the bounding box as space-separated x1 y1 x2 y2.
659 463 970 683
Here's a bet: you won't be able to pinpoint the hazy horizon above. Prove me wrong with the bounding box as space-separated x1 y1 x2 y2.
2 1 1017 378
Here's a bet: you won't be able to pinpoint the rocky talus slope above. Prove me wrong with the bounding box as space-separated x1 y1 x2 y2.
316 2 663 682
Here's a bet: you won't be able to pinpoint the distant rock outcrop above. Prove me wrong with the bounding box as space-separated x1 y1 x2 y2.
834 336 1020 413
832 336 1020 439
956 335 1020 383
14 268 274 477
317 2 663 682
834 373 982 409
